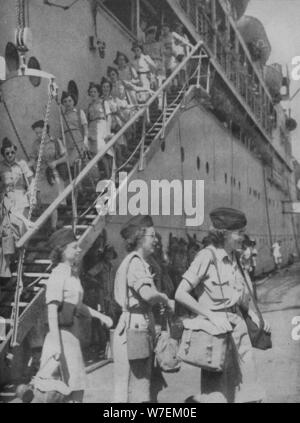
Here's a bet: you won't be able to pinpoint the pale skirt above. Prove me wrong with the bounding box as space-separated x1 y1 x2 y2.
88 120 114 158
113 312 155 403
40 319 86 392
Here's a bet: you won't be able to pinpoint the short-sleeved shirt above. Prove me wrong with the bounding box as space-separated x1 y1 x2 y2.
87 99 111 123
182 246 246 311
0 160 33 211
0 160 32 193
127 255 155 311
46 263 83 307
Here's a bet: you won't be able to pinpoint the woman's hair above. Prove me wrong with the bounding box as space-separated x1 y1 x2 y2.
88 82 101 96
31 120 50 134
100 77 112 95
61 91 76 104
124 227 148 252
50 245 66 267
204 228 227 248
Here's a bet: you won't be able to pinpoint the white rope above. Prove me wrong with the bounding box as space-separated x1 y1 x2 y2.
28 84 53 220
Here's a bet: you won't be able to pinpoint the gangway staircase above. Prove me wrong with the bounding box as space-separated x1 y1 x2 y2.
0 41 210 386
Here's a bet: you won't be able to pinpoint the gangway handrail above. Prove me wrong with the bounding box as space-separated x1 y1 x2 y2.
16 40 204 249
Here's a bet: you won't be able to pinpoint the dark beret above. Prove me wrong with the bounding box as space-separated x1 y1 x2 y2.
31 120 46 130
132 41 144 52
1 137 17 156
61 91 76 104
49 228 77 251
120 215 154 240
210 208 247 231
113 51 129 65
107 66 119 76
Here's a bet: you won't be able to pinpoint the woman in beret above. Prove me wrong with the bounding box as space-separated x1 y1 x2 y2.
175 207 270 403
60 91 89 173
87 82 114 179
132 41 157 103
29 120 67 233
100 77 128 168
37 229 113 403
113 51 140 106
113 215 174 403
0 138 35 278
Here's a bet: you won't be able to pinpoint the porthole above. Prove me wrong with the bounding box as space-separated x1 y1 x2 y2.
68 80 79 106
181 147 185 163
197 157 200 171
5 42 19 72
161 141 166 152
225 173 228 184
28 57 41 87
238 181 241 190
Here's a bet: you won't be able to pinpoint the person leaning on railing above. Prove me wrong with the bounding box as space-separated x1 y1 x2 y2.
29 120 67 234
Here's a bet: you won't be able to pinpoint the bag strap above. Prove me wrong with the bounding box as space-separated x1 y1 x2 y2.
15 161 30 191
61 109 84 159
206 247 230 320
234 252 264 331
125 253 150 328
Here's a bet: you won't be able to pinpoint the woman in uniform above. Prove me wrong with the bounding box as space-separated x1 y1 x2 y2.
86 82 114 179
0 138 33 279
113 215 174 403
61 91 88 177
113 51 140 107
100 77 128 168
29 120 67 233
37 228 113 403
175 207 270 403
132 41 157 104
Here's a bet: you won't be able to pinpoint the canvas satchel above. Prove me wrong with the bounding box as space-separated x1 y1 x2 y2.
177 248 231 372
155 315 181 373
235 254 272 350
123 254 153 361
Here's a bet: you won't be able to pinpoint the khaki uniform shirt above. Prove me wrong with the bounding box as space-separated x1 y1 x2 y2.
182 246 249 311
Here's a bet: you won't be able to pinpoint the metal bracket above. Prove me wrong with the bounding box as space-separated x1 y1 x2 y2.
43 0 80 10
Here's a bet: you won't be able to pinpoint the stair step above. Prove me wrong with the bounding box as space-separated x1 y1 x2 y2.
26 247 50 253
11 272 50 279
82 214 97 220
25 259 52 265
64 225 89 231
4 302 28 308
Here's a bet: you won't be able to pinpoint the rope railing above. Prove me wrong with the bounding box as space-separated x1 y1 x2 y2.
16 40 204 249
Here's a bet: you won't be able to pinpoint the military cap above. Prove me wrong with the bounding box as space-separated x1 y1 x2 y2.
1 137 17 156
31 120 46 130
210 207 247 230
113 51 129 65
120 215 154 240
61 91 76 104
107 66 119 76
49 228 77 250
145 25 157 35
131 41 144 52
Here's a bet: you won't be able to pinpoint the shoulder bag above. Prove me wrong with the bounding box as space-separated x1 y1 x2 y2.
177 248 230 372
235 254 272 350
125 256 153 361
155 315 181 373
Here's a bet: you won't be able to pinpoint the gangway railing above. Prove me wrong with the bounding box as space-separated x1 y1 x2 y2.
16 40 205 249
